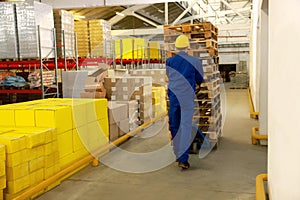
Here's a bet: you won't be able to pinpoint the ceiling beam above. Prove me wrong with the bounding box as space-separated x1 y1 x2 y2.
108 4 150 25
220 0 250 22
172 0 198 25
131 12 159 27
177 7 251 24
112 26 164 36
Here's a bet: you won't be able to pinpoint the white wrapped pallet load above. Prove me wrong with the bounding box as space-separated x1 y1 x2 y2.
0 3 18 59
33 1 54 58
54 10 74 58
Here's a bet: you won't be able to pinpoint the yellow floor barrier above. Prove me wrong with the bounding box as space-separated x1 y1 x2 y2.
252 126 268 145
256 174 268 200
248 88 259 119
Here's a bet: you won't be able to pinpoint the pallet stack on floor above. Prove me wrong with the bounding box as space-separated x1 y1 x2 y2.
164 22 222 144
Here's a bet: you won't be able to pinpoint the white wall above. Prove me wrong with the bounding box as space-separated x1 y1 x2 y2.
259 0 268 138
219 52 249 68
268 0 300 199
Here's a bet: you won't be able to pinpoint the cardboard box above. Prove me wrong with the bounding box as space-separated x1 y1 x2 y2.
119 118 129 136
108 102 128 124
109 123 119 141
80 91 106 99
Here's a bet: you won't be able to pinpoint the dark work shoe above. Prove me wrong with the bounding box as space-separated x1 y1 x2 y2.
178 161 190 169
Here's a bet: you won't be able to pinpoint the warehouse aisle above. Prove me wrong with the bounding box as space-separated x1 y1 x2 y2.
37 89 267 200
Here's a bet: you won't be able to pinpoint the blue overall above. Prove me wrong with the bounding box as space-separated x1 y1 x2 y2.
166 51 203 163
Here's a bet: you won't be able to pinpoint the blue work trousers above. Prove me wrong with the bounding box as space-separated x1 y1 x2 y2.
168 93 194 163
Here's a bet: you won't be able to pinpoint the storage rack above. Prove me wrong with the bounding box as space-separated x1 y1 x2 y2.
164 22 222 146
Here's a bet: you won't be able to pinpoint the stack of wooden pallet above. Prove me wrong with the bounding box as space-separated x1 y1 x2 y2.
164 22 222 145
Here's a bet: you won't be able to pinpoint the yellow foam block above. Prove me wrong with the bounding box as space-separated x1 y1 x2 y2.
85 101 97 123
7 149 30 167
0 144 5 161
72 129 85 152
44 152 59 168
0 108 15 126
0 133 27 153
74 148 89 159
29 168 44 186
86 122 109 152
35 106 72 134
0 176 5 190
152 98 160 105
6 162 29 181
7 175 29 194
0 190 3 200
44 141 58 155
94 99 108 120
72 103 87 128
44 164 60 180
60 153 78 169
29 156 45 173
57 130 73 159
98 118 109 138
14 109 35 127
15 127 55 144
29 145 44 160
0 161 5 177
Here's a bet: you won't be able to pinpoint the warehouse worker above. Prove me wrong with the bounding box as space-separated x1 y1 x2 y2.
166 35 203 169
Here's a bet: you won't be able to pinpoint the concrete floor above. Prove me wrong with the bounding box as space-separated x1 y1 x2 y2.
37 89 267 200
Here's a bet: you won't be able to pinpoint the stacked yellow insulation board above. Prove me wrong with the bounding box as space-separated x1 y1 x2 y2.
89 19 112 58
75 21 89 57
152 87 167 118
114 40 161 60
0 98 109 199
0 145 5 199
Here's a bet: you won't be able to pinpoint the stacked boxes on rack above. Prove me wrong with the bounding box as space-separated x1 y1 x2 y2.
164 22 222 142
152 87 167 118
147 41 162 59
104 76 152 125
0 98 109 199
54 10 75 58
75 21 89 57
0 1 54 59
114 39 161 60
89 19 112 58
130 69 167 87
0 3 18 59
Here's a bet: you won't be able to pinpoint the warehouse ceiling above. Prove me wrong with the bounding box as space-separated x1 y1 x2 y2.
65 0 252 31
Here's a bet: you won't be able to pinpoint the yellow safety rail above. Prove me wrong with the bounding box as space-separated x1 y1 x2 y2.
252 126 268 145
12 112 167 200
248 88 259 119
256 174 268 200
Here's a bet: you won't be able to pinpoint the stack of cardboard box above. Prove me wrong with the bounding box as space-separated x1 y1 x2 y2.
104 76 152 124
80 68 107 99
130 69 167 87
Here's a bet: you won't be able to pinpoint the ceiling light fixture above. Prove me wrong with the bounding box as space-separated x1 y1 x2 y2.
157 9 164 13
